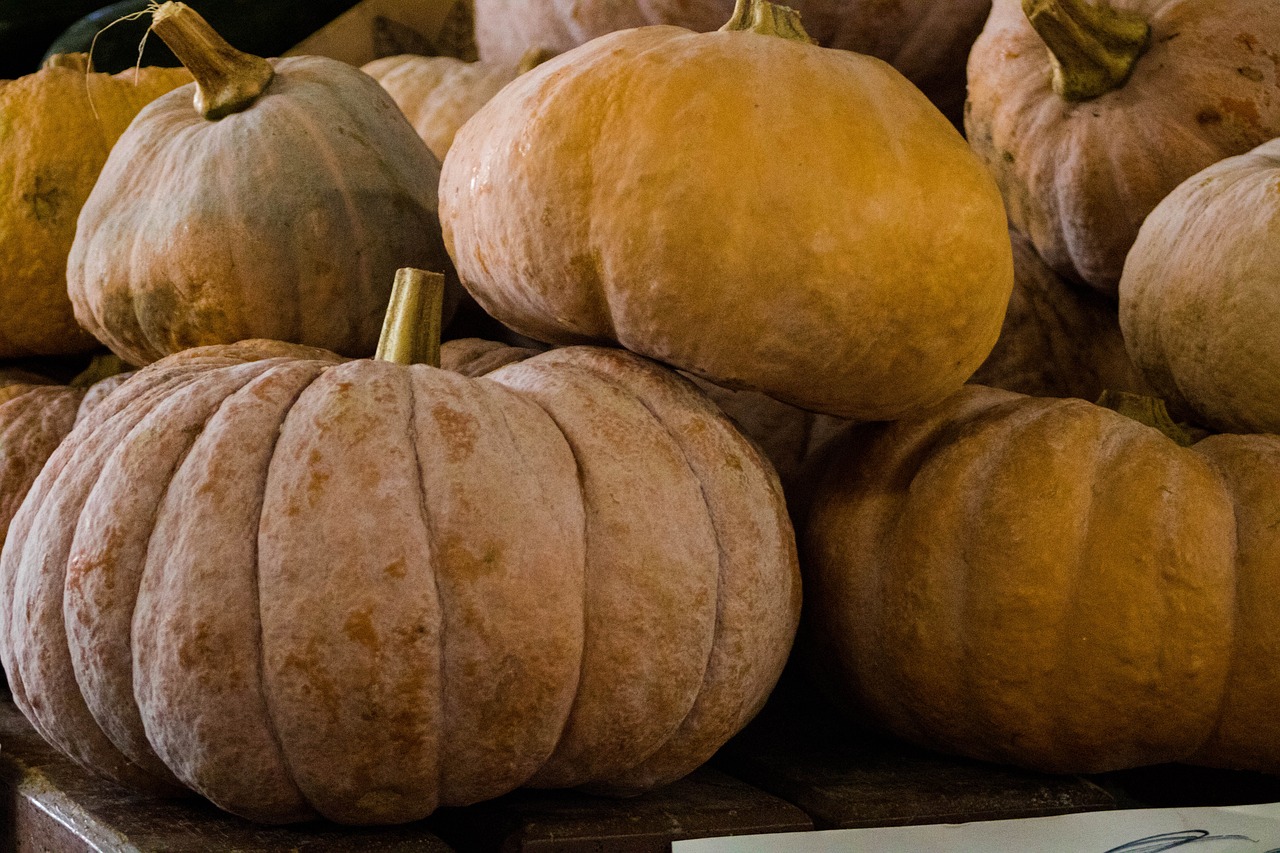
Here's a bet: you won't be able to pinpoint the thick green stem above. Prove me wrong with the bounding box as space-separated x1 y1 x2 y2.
150 1 274 119
720 0 813 42
1023 0 1150 101
376 269 445 368
516 47 557 75
69 353 130 388
1096 390 1202 447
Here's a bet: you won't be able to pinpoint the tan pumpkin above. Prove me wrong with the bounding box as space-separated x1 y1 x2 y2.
0 270 800 825
362 48 552 162
0 356 133 550
971 228 1147 400
443 338 847 492
802 385 1280 774
473 0 990 124
67 3 457 367
966 0 1280 295
1119 138 1280 435
441 0 1013 420
0 54 190 358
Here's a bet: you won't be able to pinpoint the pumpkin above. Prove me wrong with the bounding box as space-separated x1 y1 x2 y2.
1119 137 1280 436
0 269 800 825
801 384 1280 774
965 0 1280 295
971 228 1147 401
0 355 132 550
363 48 552 162
443 338 847 493
440 0 1013 420
66 2 458 368
0 54 189 358
472 0 990 125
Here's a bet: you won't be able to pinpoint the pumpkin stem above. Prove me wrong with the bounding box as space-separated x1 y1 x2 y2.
69 353 131 389
42 53 92 73
516 47 557 75
1096 390 1203 447
150 1 274 119
720 0 813 43
376 269 445 368
1023 0 1150 101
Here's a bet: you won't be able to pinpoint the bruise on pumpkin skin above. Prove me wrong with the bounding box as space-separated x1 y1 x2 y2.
430 401 478 462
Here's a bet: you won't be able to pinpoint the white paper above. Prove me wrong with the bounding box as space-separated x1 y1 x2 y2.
675 802 1280 853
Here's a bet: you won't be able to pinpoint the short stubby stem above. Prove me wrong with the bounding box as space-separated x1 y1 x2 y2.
720 0 813 43
376 269 446 368
1023 0 1150 101
1096 390 1201 446
150 1 274 120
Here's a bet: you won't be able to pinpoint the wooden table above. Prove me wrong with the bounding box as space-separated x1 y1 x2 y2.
0 673 1168 852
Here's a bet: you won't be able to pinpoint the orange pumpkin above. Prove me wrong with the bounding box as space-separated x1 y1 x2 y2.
441 0 1012 420
0 271 800 825
966 0 1280 294
802 385 1280 774
0 54 189 358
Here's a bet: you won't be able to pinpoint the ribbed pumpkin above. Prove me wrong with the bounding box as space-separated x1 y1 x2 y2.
473 0 990 124
966 0 1280 294
802 384 1280 774
0 356 133 551
1120 137 1280 435
443 338 847 493
363 49 551 162
0 270 800 825
0 54 189 358
67 3 456 367
442 0 1012 420
972 229 1147 401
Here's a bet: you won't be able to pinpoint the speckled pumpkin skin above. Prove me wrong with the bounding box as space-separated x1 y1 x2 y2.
0 338 800 826
363 54 520 162
473 0 990 123
0 368 132 552
1120 139 1280 435
803 384 1280 774
441 26 1013 420
67 56 457 367
0 60 190 357
966 0 1280 295
972 229 1147 401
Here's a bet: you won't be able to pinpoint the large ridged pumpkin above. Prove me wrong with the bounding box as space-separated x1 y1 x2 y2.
1120 137 1280 435
966 0 1280 294
67 3 456 367
802 384 1280 774
0 271 800 825
441 0 1012 420
0 54 189 358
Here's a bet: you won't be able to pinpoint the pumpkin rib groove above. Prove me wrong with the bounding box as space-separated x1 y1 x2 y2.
80 360 285 785
188 359 331 821
401 365 447 807
6 366 220 790
559 359 723 783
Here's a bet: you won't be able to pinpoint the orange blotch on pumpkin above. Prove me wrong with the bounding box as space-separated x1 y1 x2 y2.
344 607 379 650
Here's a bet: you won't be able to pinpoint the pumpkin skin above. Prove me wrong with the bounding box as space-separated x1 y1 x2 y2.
1119 138 1280 435
362 53 525 162
441 11 1013 420
0 55 190 358
802 384 1280 774
473 0 990 125
972 229 1147 401
965 0 1280 295
67 7 457 367
0 338 800 825
0 362 133 557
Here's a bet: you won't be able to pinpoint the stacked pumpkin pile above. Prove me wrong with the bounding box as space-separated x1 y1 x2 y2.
0 0 1276 828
